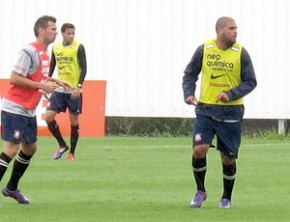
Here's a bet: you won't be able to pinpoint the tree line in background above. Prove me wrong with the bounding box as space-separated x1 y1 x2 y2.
105 117 285 138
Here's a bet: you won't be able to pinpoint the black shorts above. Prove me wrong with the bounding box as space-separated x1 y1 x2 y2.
47 92 82 114
1 111 37 144
192 114 242 158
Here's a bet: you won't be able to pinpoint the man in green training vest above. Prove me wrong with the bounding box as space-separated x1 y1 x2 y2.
45 23 87 161
182 16 257 208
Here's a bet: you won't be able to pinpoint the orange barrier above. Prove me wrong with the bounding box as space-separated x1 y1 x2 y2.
0 79 106 137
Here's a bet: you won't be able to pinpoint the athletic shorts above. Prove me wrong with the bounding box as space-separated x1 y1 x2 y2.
192 114 242 158
1 111 37 144
47 92 82 114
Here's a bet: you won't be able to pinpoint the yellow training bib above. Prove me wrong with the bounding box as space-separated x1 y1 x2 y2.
199 39 243 105
53 41 81 88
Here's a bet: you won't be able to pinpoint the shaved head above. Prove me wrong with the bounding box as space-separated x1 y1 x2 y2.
215 16 235 33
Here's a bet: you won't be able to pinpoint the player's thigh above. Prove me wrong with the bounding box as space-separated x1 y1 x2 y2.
1 111 25 144
24 115 38 144
216 121 242 158
47 92 67 113
192 115 216 146
1 111 37 144
68 95 82 115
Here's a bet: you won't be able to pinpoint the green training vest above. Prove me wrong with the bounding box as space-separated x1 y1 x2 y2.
199 39 243 105
53 40 81 87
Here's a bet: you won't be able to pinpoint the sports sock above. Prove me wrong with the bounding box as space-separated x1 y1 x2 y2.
47 120 67 148
70 124 79 155
222 162 236 200
0 152 12 181
7 150 32 191
192 156 207 192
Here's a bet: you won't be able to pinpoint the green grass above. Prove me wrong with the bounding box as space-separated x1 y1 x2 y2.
0 137 290 221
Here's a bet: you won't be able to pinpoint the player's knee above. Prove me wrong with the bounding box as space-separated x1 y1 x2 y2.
44 111 56 123
193 145 208 158
44 115 54 123
22 144 37 156
222 155 235 165
3 144 19 158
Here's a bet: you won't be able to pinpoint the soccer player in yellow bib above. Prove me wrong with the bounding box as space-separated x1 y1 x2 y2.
182 16 257 208
45 23 87 161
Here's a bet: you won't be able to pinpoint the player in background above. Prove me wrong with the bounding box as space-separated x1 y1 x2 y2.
182 16 257 208
0 15 70 204
45 23 87 161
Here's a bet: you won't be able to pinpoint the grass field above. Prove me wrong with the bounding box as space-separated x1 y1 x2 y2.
0 137 290 222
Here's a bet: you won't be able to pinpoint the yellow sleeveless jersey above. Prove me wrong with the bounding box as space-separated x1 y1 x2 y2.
199 39 243 105
53 40 81 88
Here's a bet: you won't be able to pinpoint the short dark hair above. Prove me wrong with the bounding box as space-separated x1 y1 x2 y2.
215 16 235 33
61 23 75 33
34 15 56 37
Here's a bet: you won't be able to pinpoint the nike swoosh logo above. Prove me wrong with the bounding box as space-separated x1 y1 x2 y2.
59 65 69 70
210 74 226 79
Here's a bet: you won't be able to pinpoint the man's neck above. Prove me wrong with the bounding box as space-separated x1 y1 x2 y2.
35 39 48 50
215 39 231 50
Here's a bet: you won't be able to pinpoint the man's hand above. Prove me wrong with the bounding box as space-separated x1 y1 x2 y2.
215 92 229 103
51 78 72 91
185 95 198 106
40 80 59 94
